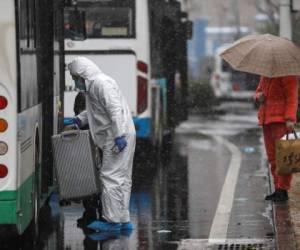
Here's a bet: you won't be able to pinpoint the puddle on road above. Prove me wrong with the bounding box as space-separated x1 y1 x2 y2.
0 138 191 250
0 120 275 250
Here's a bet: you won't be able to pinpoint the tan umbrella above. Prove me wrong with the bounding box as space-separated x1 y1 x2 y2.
220 33 300 78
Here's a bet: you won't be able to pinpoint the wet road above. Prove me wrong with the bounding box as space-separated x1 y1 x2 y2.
1 102 275 249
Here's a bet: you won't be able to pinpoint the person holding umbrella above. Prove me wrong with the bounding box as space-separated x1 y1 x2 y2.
255 75 298 202
220 34 300 202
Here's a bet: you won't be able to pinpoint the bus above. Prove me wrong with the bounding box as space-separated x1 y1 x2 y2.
0 0 65 235
210 44 259 101
64 0 192 146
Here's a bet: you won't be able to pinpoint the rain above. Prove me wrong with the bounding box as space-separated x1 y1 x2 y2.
1 0 300 250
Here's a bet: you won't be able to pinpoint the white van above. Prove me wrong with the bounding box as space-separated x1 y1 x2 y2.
210 44 259 100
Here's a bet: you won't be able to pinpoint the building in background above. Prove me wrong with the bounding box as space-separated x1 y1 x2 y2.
180 0 277 81
183 0 258 28
187 19 207 80
205 26 251 56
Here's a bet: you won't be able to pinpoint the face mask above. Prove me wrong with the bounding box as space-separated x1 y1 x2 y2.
74 78 86 92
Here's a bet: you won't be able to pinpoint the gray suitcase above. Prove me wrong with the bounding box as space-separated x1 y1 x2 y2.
52 129 100 200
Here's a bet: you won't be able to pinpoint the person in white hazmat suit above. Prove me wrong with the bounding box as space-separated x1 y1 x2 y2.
68 57 136 232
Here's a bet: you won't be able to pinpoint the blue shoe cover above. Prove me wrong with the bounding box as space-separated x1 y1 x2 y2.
87 220 121 232
87 231 121 241
121 222 134 231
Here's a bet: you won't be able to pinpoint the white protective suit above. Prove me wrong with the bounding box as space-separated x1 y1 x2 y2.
68 57 136 223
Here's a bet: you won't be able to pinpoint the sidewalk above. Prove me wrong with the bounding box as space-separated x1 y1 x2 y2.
275 173 300 250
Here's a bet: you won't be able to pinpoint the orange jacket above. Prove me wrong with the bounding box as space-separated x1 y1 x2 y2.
255 76 298 125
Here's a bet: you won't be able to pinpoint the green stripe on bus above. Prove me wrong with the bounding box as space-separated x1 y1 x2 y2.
0 200 17 224
17 173 35 234
0 190 17 200
0 173 34 231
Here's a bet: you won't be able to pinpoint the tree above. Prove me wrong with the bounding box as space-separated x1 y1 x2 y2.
255 0 279 35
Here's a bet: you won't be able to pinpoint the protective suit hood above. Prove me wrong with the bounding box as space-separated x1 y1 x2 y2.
68 57 102 91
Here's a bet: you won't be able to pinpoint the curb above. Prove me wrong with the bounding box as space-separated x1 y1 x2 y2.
288 173 300 249
274 173 300 250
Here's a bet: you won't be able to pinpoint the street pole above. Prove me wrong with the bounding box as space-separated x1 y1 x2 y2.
232 0 241 39
280 0 292 39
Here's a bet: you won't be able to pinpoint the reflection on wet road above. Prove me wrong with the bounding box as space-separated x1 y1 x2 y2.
0 102 275 249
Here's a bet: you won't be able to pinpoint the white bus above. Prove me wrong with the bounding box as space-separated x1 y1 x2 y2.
0 0 65 235
64 0 192 145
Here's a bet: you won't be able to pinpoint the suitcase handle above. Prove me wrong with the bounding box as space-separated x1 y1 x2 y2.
61 128 80 141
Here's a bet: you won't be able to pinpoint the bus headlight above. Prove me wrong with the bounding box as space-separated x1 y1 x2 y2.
0 142 8 155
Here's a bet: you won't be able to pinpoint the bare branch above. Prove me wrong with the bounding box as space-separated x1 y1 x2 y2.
255 0 279 26
266 0 280 12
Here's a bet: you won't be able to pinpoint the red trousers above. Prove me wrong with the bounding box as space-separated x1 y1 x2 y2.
263 123 292 190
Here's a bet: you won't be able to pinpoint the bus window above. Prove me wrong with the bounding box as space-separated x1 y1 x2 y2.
64 10 86 41
65 0 135 39
86 7 133 38
20 0 30 48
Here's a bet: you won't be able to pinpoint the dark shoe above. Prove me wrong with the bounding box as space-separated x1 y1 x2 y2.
265 189 288 202
87 231 121 241
265 190 278 201
82 195 100 210
77 209 97 228
272 189 288 202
